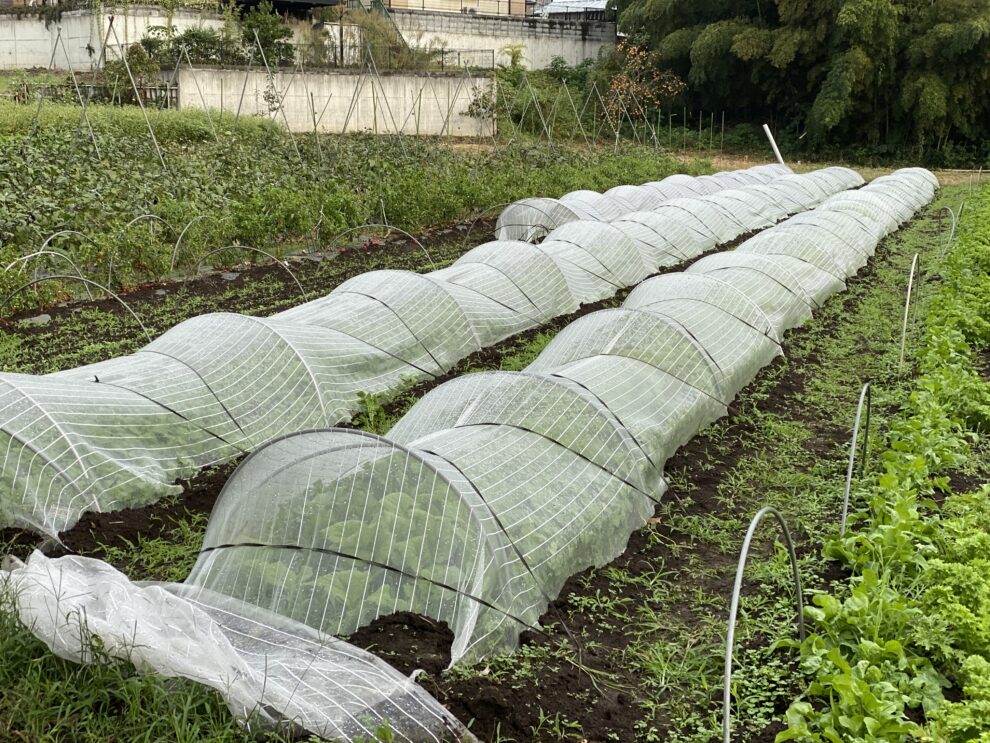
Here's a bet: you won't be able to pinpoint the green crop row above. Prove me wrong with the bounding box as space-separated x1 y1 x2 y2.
778 188 990 741
0 101 699 314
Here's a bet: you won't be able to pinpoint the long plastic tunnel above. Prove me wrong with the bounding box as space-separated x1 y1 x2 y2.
0 165 863 537
183 168 937 666
5 168 937 743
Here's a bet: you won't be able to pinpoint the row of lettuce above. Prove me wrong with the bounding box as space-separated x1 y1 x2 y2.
779 188 990 741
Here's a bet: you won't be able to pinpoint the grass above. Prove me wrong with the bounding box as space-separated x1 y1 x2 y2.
0 184 961 741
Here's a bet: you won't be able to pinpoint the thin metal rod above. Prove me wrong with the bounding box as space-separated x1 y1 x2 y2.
0 276 151 342
109 19 167 171
898 253 920 372
723 506 805 743
5 250 94 299
182 45 219 143
168 215 231 273
253 30 302 164
195 245 308 300
57 29 101 159
327 224 437 270
839 383 872 536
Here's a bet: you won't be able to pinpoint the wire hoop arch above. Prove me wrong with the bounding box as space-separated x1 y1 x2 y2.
840 383 873 537
325 224 437 272
0 275 151 343
5 250 94 300
195 246 308 302
168 215 232 274
108 214 176 287
723 506 805 743
897 253 921 374
936 203 964 263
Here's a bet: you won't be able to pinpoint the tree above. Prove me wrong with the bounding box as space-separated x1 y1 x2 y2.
617 0 990 162
242 0 295 67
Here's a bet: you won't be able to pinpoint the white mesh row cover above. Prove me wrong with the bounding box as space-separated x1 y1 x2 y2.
180 167 937 671
494 164 866 241
4 168 936 743
0 166 859 538
2 553 474 743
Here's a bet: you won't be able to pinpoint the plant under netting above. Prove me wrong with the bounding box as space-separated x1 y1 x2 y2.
493 165 868 242
494 164 789 241
0 165 861 538
183 169 936 666
4 168 938 743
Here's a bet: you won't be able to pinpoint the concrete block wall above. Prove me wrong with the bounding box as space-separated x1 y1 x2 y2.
174 66 494 137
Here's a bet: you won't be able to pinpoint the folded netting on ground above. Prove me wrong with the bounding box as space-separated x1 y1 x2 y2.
3 554 473 743
179 168 936 669
0 166 860 538
5 168 936 743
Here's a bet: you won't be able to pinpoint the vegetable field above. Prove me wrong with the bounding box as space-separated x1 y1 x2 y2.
1 115 987 743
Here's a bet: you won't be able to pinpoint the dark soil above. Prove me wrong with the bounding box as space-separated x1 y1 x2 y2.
1 219 491 328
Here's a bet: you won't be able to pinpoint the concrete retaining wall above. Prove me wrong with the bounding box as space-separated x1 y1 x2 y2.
391 9 614 68
174 66 494 137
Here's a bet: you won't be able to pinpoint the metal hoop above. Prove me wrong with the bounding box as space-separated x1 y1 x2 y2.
839 383 872 536
195 246 308 302
0 276 151 343
937 203 963 263
4 250 94 300
168 214 232 274
897 253 920 373
325 224 437 271
723 506 805 743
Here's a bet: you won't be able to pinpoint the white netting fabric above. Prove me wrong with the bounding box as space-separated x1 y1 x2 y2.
182 167 937 667
1 166 858 538
3 553 472 743
495 164 797 241
5 168 936 743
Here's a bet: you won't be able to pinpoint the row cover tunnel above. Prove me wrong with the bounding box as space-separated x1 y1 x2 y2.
185 168 936 672
0 164 864 537
6 168 938 743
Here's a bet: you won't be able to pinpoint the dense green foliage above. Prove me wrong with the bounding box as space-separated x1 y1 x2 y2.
619 0 990 165
0 102 696 313
779 188 990 740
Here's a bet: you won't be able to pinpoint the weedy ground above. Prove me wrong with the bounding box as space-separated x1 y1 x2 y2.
0 185 971 742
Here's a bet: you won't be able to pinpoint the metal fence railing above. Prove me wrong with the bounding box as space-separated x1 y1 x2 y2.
9 81 179 108
291 41 496 71
384 0 531 15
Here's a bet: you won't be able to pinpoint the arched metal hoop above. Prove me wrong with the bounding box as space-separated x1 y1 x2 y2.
937 203 964 263
0 275 151 343
897 253 921 373
5 250 94 300
326 224 437 272
168 215 232 274
461 202 512 250
195 246 308 302
723 506 805 743
107 214 177 287
840 383 872 537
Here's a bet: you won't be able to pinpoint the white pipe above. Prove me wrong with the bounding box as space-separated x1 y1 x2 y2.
763 123 785 166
